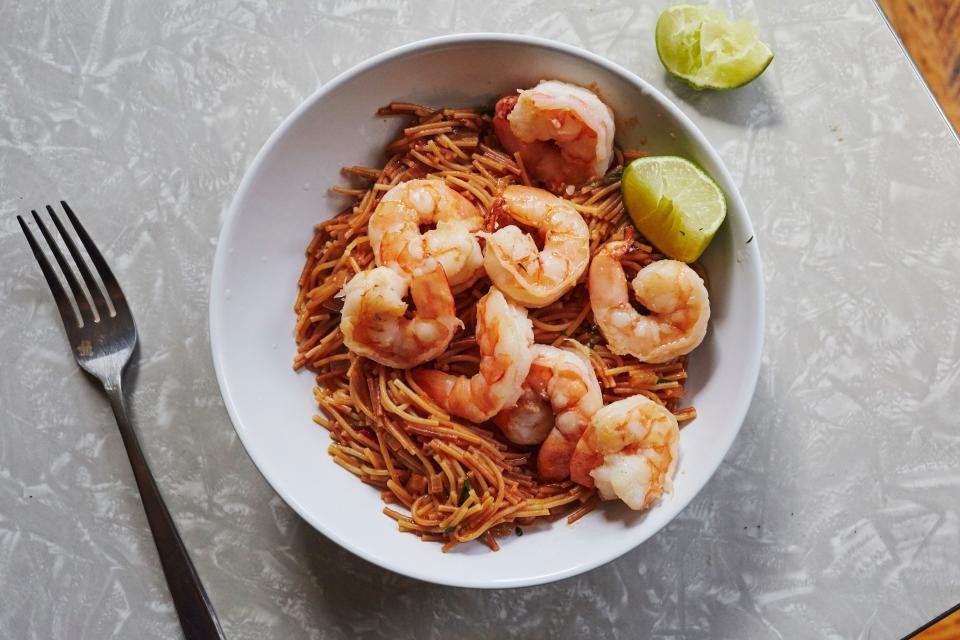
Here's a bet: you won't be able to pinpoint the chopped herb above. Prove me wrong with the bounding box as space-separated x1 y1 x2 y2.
656 378 671 384
603 166 625 185
474 105 495 117
560 329 568 336
515 526 524 537
443 526 455 533
679 230 685 236
746 235 754 244
459 478 472 505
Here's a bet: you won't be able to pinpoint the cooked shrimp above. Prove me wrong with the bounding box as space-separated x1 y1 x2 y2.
339 260 460 369
413 288 534 423
569 394 679 511
482 185 590 308
492 388 553 445
493 79 615 189
493 344 603 482
590 240 709 363
368 179 484 288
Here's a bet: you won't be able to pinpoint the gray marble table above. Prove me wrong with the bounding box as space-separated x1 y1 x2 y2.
2 1 959 638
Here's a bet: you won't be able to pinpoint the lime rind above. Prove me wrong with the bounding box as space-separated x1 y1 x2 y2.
656 3 774 91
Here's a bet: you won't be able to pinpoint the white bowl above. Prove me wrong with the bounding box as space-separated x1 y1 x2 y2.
209 34 763 588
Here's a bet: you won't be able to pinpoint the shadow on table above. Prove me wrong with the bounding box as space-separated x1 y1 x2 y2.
285 509 588 637
288 513 450 628
663 71 784 129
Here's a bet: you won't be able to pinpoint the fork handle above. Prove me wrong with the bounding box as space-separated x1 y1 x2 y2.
104 381 227 640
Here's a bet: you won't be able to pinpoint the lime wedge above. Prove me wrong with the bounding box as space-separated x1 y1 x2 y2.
656 3 773 90
621 156 726 262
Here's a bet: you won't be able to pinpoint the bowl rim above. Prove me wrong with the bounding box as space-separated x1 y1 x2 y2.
209 32 765 589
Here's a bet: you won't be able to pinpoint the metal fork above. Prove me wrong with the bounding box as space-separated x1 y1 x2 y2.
18 202 226 640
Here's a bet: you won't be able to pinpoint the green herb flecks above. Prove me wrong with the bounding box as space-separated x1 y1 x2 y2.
603 166 625 185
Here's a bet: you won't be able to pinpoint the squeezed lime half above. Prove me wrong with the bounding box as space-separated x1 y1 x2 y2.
621 156 726 262
656 3 773 90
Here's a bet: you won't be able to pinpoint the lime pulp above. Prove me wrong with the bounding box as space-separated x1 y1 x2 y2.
656 3 774 90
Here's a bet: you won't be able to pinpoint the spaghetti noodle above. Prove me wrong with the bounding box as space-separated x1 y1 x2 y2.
293 102 699 551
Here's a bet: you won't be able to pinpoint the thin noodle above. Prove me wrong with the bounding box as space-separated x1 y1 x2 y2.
292 102 702 550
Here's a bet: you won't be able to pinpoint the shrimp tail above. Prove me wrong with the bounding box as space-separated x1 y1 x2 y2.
411 369 493 423
568 430 602 488
495 94 518 120
537 429 576 483
492 95 523 154
412 368 457 408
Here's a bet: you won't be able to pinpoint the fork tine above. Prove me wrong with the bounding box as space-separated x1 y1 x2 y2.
59 201 129 317
17 215 79 328
31 210 94 325
47 203 113 318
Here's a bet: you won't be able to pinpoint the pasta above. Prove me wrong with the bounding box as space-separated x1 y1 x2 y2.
292 102 700 551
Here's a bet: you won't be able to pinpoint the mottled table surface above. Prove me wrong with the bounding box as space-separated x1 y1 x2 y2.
2 1 959 638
